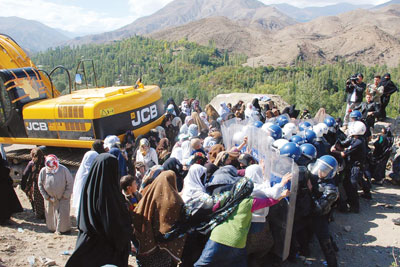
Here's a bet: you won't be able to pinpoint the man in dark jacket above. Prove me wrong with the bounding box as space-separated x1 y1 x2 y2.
343 73 366 126
378 73 398 120
354 94 380 131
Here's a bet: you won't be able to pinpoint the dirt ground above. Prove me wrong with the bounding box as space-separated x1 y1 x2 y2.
1 181 399 267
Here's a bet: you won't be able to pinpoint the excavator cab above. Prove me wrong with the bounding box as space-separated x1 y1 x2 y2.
0 67 48 138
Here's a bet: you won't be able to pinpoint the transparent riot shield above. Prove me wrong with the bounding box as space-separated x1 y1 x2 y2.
267 155 299 261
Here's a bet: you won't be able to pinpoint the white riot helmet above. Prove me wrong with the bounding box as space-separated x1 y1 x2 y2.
262 122 274 133
233 131 246 146
348 121 366 136
313 124 325 139
272 138 289 151
317 122 329 135
282 122 297 139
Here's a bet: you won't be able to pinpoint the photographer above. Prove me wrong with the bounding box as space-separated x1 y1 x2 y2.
343 73 366 127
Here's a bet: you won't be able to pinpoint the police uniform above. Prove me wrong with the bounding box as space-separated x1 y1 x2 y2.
310 174 339 267
342 137 368 212
289 166 313 259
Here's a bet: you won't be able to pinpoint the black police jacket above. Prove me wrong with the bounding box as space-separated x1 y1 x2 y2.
310 176 338 216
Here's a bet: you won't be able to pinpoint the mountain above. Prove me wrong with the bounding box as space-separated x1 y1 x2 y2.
247 5 400 67
0 16 69 52
149 16 271 57
273 3 373 22
150 4 400 67
373 0 400 10
67 0 296 45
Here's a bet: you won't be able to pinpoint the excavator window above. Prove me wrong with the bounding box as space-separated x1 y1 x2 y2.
0 68 47 110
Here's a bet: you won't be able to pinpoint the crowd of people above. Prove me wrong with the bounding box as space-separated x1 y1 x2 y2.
0 73 399 267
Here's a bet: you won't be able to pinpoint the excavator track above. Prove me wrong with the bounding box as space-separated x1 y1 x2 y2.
4 144 86 182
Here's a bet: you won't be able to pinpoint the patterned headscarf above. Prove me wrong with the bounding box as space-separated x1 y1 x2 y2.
45 154 59 174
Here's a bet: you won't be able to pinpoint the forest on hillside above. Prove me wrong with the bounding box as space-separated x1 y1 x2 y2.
32 36 400 118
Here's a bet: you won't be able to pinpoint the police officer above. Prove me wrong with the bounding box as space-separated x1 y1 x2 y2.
280 142 313 260
308 155 339 267
323 116 347 147
332 121 370 213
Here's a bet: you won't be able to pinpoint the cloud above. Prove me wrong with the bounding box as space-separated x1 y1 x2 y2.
0 0 134 34
127 0 173 17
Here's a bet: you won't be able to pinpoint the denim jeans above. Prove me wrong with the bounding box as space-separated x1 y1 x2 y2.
194 240 247 267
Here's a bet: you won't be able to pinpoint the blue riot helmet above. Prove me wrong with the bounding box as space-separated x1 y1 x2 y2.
279 142 302 162
297 143 317 166
304 129 317 143
253 120 263 128
299 121 312 131
349 110 362 121
290 135 305 145
276 115 289 128
310 155 338 179
324 116 336 128
268 124 283 140
300 143 317 160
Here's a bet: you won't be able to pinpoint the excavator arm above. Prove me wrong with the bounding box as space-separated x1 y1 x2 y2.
0 33 60 98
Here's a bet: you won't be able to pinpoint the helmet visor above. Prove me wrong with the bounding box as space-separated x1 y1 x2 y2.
310 159 334 178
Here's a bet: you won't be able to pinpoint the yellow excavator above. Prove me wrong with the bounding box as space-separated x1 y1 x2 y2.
0 34 164 149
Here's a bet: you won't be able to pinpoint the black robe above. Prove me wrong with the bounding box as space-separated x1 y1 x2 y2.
0 159 23 224
66 154 132 267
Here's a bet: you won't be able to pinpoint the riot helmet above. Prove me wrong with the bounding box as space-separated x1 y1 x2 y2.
279 142 302 162
309 155 338 179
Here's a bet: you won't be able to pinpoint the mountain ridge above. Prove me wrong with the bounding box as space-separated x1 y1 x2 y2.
0 16 69 52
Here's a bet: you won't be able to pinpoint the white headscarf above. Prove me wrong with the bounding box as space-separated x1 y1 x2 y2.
245 164 265 197
218 102 230 117
72 151 98 216
181 164 207 202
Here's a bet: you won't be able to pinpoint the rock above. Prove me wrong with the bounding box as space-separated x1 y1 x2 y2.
344 226 352 232
39 257 56 266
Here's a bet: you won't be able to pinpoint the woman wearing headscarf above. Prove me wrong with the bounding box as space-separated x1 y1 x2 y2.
181 100 192 117
21 147 45 219
208 144 225 164
378 73 398 120
194 177 288 267
218 102 231 120
192 99 202 113
133 170 186 267
180 116 193 135
72 150 98 217
136 138 158 171
199 112 210 128
166 97 180 116
156 138 171 165
38 154 74 234
162 157 186 192
192 112 209 138
251 97 262 114
205 104 220 123
66 154 132 267
0 159 23 225
181 164 208 203
179 164 212 267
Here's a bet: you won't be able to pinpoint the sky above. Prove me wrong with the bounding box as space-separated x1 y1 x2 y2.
0 0 390 35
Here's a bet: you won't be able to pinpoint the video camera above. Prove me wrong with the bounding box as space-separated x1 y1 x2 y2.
346 74 359 85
